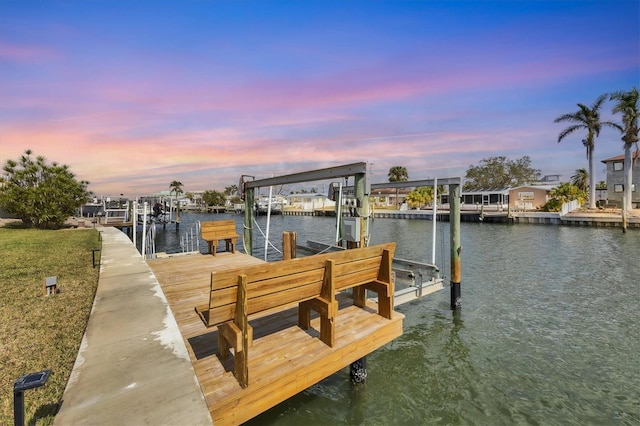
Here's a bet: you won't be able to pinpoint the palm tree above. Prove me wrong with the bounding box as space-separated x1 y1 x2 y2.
610 87 639 211
169 180 183 220
554 94 620 209
388 166 408 183
570 168 589 192
388 166 409 209
224 185 238 196
550 182 587 205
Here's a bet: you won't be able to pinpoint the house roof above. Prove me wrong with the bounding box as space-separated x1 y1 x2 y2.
461 188 510 195
286 193 331 199
602 151 640 163
370 188 412 195
509 184 557 191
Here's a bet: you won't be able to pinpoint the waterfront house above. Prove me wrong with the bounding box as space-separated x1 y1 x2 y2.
601 153 639 207
456 176 561 211
458 188 510 210
370 188 411 208
508 185 557 210
286 193 334 212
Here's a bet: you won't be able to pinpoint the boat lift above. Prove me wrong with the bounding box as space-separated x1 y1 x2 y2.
240 162 463 309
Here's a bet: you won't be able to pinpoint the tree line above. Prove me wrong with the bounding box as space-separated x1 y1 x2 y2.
169 180 241 208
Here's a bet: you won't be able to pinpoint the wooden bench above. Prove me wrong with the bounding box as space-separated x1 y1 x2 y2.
201 220 240 255
194 242 396 388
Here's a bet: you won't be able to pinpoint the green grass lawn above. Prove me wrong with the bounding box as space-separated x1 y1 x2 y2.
0 223 101 425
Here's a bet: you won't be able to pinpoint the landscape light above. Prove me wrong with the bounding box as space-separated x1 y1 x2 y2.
43 276 57 296
13 369 51 426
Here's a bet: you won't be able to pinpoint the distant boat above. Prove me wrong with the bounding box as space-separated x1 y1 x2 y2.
256 196 284 215
138 210 171 224
139 216 170 225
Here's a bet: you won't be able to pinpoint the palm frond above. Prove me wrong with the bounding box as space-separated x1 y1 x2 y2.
591 93 608 111
557 124 584 142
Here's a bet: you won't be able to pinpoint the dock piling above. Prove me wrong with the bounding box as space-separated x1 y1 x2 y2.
450 183 462 309
244 186 255 255
282 231 297 260
350 357 367 384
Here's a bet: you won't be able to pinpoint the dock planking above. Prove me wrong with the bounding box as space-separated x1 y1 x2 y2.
147 251 404 425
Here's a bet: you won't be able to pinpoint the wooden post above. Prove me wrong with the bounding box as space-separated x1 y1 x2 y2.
350 171 369 383
354 172 369 245
244 188 255 255
319 259 336 347
235 274 250 388
282 231 297 260
283 231 290 260
450 183 462 309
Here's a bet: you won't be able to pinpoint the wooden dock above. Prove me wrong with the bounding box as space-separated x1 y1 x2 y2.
147 252 404 425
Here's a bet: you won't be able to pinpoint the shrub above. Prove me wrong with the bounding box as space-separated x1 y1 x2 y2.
0 150 91 229
542 198 563 212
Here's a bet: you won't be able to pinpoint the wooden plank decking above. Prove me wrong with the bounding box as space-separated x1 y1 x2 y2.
147 252 404 425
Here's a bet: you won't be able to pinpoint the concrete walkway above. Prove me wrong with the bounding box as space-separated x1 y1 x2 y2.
54 227 211 425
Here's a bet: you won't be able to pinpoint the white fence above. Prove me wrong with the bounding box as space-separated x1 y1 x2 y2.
560 199 581 216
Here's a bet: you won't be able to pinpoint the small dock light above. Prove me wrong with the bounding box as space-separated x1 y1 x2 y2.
13 369 51 426
43 277 57 296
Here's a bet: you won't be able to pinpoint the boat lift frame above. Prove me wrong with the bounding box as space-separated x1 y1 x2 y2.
242 162 463 309
242 162 371 254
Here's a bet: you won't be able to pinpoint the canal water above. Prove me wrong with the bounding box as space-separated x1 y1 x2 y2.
140 213 640 425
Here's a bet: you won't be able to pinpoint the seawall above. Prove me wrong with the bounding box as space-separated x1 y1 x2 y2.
284 208 640 228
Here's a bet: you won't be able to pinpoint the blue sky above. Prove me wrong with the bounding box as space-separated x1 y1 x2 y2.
1 0 638 196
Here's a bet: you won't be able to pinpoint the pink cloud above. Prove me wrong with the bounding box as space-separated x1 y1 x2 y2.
0 41 61 63
1 12 634 197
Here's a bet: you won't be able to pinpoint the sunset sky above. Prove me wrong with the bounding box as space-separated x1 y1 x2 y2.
1 1 638 197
